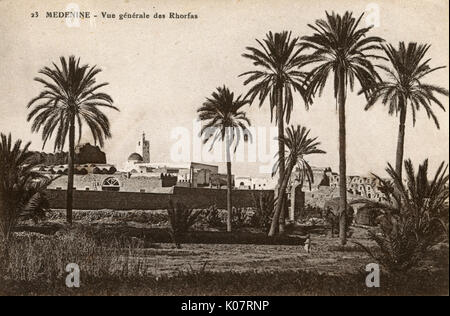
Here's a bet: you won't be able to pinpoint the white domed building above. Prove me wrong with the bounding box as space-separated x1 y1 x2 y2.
123 133 151 172
128 152 143 163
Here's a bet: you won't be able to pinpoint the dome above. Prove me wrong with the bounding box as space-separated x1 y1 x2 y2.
128 152 143 162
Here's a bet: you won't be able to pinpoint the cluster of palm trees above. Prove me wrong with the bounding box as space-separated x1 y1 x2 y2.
197 11 448 244
1 10 444 247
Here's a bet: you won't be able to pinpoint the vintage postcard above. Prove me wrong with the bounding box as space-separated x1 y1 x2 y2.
0 0 448 300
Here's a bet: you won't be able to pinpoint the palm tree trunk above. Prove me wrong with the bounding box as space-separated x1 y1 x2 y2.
66 114 75 225
338 68 348 246
269 86 285 236
225 131 233 233
395 99 407 179
277 86 287 234
270 162 294 236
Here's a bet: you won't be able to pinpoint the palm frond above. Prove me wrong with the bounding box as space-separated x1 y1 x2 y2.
27 56 118 152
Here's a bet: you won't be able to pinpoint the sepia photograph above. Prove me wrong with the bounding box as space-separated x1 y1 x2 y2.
0 0 448 300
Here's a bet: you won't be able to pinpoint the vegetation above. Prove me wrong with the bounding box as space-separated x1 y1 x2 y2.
300 11 384 245
203 205 223 228
167 201 203 248
0 227 146 284
231 207 252 228
271 126 325 236
251 191 275 233
0 134 51 244
197 86 251 232
0 8 448 296
2 267 448 296
241 31 310 235
27 56 118 224
0 229 447 295
363 42 449 178
355 159 449 273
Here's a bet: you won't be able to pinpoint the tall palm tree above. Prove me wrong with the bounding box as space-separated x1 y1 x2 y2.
197 86 251 232
240 31 309 235
363 42 449 178
300 11 384 245
270 126 325 235
0 133 51 243
27 56 118 224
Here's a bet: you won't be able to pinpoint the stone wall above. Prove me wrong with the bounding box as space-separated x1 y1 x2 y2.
46 187 276 210
171 187 274 209
47 173 170 192
45 189 170 210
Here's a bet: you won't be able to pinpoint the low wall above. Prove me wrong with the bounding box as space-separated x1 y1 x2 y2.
171 187 274 209
45 189 170 210
45 187 274 210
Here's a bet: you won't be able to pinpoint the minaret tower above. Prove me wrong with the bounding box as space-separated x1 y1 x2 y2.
136 132 150 163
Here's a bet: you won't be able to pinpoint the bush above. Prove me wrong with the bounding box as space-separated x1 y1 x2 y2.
355 159 449 273
0 134 52 243
203 205 223 228
301 204 323 220
231 207 252 228
45 209 169 225
167 201 203 248
321 207 353 237
250 192 274 233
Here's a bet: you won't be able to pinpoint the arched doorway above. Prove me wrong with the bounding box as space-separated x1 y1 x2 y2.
102 177 120 191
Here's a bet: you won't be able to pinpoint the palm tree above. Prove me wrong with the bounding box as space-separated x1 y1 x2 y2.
270 126 325 235
354 159 449 272
363 42 449 178
300 11 384 245
0 133 51 244
197 86 251 232
240 31 310 235
27 56 118 224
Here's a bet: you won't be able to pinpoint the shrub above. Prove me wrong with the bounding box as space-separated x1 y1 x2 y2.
250 192 275 233
354 159 449 273
45 209 169 225
231 207 252 228
203 205 223 228
167 201 203 248
301 204 323 220
321 207 353 237
0 134 52 244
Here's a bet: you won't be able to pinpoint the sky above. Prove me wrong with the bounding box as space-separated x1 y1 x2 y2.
0 0 449 178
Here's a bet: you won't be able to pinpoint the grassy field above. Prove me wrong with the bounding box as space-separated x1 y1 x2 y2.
2 209 449 296
121 236 374 277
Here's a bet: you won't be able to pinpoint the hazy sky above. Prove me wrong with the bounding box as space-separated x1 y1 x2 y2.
1 0 448 178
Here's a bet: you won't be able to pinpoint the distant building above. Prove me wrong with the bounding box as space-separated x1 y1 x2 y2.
47 172 176 193
123 133 231 188
281 166 385 209
235 176 277 190
136 132 150 163
141 161 231 188
289 166 332 191
328 173 383 202
29 143 106 165
34 163 116 175
30 141 113 178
